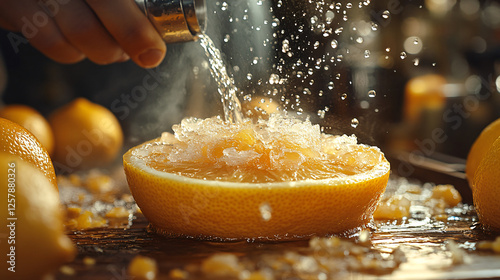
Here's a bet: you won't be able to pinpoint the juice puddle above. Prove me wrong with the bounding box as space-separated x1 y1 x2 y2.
60 173 500 280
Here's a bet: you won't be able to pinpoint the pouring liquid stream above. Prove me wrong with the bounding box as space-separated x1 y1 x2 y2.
198 34 244 123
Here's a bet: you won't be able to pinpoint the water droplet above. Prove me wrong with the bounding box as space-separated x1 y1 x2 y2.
385 47 391 52
341 93 347 100
325 10 335 23
336 54 343 61
331 39 338 49
317 110 326 119
413 58 420 66
303 88 311 95
336 73 341 79
260 203 272 221
335 27 343 35
256 0 263 6
432 62 437 67
382 10 390 19
247 73 253 80
328 81 335 90
414 38 419 44
269 73 279 84
310 16 318 25
351 118 359 128
400 51 407 59
223 34 230 42
313 41 320 49
346 2 353 8
371 22 379 31
356 37 364 44
368 90 376 97
308 68 314 75
221 2 228 11
282 39 290 53
364 50 370 58
272 18 280 27
335 2 342 9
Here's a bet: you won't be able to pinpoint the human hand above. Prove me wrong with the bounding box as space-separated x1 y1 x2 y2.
0 0 166 68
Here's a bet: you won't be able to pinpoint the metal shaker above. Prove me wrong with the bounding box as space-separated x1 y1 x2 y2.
135 0 206 44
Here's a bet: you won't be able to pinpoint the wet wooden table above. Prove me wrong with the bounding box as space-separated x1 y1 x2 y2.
55 167 500 280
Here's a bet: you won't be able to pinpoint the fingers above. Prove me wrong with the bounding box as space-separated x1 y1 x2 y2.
48 0 129 65
0 0 85 64
86 0 166 68
0 0 165 68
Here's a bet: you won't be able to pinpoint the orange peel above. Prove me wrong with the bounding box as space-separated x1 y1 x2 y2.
124 116 390 240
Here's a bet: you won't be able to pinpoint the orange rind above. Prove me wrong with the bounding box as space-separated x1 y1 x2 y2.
124 116 390 240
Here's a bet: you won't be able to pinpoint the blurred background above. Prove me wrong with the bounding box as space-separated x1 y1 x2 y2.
1 0 499 176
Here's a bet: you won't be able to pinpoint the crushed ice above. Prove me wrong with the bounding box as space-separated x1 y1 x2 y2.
161 114 359 171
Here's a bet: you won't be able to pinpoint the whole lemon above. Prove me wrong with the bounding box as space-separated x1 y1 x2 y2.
0 153 75 280
49 98 123 170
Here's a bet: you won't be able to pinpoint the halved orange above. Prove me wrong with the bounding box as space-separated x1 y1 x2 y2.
123 116 390 240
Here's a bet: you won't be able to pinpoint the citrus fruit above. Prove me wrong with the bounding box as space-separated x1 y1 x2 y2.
0 152 75 280
0 104 55 155
403 74 446 123
466 118 500 185
49 98 123 170
123 115 390 240
241 96 280 121
472 136 500 231
0 117 57 189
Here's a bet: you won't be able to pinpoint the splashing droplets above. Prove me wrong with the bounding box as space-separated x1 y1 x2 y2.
331 39 338 49
351 118 359 128
382 10 390 19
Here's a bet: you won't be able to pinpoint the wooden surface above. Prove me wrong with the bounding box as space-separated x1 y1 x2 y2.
55 214 500 280
55 204 500 279
54 168 500 280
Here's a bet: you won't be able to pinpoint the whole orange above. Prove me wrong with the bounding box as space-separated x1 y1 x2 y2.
0 152 75 280
466 118 500 185
0 117 57 189
472 135 500 231
49 98 123 170
0 104 55 155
